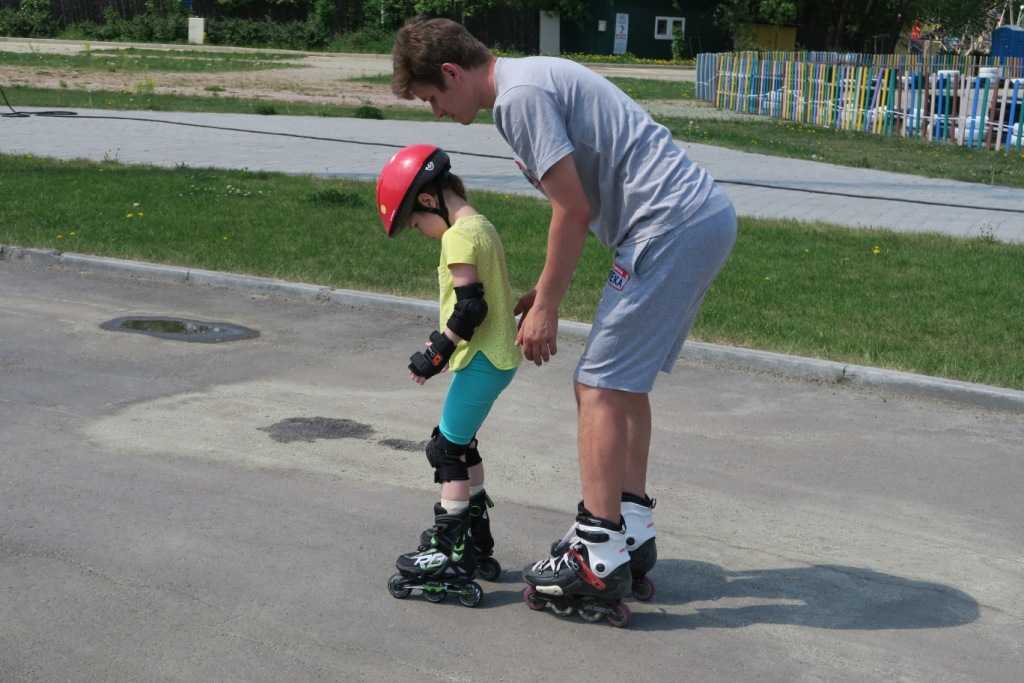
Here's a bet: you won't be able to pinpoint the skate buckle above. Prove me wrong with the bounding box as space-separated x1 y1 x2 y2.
569 548 606 591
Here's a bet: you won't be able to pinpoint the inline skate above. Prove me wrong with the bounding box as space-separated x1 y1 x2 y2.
388 503 483 607
523 513 633 628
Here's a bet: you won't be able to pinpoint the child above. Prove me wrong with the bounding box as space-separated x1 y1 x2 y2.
377 144 521 606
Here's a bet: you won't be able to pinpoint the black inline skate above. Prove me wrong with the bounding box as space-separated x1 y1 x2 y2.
388 503 483 607
550 495 657 601
523 513 633 628
415 490 501 581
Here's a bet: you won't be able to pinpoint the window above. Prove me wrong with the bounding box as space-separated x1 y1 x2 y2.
655 16 685 41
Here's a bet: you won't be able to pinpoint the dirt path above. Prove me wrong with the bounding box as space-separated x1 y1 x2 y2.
0 39 416 108
1 37 703 113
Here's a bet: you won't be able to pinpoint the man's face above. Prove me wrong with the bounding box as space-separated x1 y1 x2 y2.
410 65 478 125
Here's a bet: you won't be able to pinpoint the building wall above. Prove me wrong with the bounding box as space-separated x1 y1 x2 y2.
740 23 798 51
560 1 729 59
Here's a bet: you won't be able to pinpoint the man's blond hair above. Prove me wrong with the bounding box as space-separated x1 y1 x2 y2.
391 17 492 99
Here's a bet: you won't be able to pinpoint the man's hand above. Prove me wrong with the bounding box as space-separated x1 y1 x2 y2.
513 289 537 331
516 302 558 366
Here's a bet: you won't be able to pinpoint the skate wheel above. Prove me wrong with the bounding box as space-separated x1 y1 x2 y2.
550 602 575 617
458 582 483 608
632 576 655 602
476 557 502 582
578 607 604 623
522 586 546 611
387 574 412 599
607 602 631 628
423 587 447 603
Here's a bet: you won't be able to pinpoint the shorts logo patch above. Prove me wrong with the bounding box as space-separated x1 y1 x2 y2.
608 263 630 291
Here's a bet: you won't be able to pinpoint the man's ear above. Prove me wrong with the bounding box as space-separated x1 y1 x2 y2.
441 62 462 83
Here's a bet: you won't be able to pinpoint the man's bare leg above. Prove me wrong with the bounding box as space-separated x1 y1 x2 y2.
623 392 652 497
576 383 650 521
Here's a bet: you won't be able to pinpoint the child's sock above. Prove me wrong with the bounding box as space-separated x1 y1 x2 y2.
441 498 469 515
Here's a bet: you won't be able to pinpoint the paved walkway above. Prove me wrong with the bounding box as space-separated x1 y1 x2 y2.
3 107 1023 242
2 258 1021 681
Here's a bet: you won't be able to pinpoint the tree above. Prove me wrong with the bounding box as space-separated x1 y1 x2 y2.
716 0 1006 52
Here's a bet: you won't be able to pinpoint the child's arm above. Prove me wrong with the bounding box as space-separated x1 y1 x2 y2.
408 263 487 383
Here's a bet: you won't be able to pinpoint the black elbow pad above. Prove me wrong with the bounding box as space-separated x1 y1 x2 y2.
446 283 488 340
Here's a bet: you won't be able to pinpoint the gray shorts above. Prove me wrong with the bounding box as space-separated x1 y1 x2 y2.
575 188 737 393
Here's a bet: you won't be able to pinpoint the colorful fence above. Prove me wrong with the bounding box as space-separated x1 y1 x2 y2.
696 52 1024 153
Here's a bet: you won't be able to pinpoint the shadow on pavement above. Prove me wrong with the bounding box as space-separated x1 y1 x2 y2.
472 560 979 630
629 559 980 632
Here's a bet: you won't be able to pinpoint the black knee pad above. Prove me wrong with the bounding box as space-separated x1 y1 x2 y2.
425 427 470 483
464 436 482 468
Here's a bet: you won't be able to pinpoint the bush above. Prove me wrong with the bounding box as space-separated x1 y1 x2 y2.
61 6 187 44
327 26 394 54
0 8 24 37
0 0 55 37
205 17 329 50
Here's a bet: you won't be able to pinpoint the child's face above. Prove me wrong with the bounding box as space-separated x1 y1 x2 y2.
408 191 447 240
408 210 447 240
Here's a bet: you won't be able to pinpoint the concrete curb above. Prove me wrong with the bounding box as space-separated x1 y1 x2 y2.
5 244 1022 413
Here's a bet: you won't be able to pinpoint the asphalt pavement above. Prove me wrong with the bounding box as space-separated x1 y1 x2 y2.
1 258 1021 682
2 107 1023 242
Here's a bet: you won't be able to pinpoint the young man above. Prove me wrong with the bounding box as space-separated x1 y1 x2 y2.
392 17 736 617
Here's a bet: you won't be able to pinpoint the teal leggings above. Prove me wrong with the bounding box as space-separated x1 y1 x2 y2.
439 352 517 445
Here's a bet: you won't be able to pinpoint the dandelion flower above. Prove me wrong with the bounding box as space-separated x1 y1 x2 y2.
126 213 134 218
57 234 64 240
872 246 881 255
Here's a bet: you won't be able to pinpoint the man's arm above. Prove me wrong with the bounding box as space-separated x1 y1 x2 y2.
517 153 591 365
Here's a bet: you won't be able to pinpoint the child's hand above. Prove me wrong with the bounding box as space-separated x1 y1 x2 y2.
408 341 449 385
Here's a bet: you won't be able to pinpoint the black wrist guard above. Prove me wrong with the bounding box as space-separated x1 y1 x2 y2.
446 282 488 341
409 330 457 379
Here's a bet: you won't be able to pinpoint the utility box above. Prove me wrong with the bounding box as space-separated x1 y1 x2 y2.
992 25 1024 59
188 17 205 45
539 11 560 56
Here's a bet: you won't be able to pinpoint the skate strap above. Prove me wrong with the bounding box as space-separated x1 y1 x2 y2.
570 548 607 591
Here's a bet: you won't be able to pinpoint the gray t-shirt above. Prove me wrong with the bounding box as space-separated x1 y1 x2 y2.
493 56 713 248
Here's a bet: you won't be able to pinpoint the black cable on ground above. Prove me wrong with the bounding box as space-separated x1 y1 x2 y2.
3 87 1023 216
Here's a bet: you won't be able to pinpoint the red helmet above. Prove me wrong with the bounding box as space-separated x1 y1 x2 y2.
376 144 451 237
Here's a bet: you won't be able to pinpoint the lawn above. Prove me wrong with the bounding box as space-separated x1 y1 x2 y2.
2 154 1021 389
0 46 304 72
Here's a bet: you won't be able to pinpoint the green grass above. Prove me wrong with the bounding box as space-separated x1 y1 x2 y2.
662 116 1024 189
562 52 694 67
347 74 391 84
89 48 304 61
349 73 695 101
0 85 492 121
10 80 1021 189
2 154 1021 389
606 77 694 100
0 47 304 73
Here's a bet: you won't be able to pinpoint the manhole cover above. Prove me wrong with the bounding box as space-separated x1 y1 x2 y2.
100 316 259 343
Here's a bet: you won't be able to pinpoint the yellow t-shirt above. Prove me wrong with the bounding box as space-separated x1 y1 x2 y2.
438 214 522 372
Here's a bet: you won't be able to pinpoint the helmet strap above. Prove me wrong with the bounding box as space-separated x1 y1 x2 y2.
414 177 451 227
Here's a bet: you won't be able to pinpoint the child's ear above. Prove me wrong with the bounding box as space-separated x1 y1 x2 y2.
416 192 437 209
